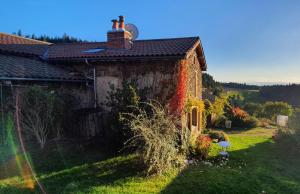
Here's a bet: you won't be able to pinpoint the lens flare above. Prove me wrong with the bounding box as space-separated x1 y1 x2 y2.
0 92 46 193
15 92 46 193
1 112 36 190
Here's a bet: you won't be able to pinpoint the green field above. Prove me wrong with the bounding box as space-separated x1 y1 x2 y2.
1 128 300 194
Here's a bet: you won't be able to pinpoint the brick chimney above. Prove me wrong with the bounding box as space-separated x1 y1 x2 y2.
107 16 132 49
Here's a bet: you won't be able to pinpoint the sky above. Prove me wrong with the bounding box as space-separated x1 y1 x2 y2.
1 0 300 84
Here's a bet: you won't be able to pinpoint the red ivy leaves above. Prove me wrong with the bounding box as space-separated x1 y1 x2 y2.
169 61 188 115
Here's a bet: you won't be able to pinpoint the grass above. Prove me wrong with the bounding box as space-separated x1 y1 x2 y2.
1 127 300 194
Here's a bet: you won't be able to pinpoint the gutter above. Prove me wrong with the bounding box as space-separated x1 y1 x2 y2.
0 77 90 83
48 55 185 62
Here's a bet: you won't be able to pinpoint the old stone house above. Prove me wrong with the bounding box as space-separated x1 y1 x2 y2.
0 16 207 138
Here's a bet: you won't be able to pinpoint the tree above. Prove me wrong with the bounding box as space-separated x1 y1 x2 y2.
12 30 85 43
202 73 223 96
263 101 293 120
17 29 22 36
289 108 300 131
260 84 300 107
20 87 65 149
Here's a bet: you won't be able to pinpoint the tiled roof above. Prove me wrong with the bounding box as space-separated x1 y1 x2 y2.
0 44 49 56
0 33 206 69
47 37 201 59
0 33 51 45
0 54 88 82
0 34 203 61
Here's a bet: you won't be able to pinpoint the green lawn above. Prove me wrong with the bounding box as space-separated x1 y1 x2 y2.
1 128 300 194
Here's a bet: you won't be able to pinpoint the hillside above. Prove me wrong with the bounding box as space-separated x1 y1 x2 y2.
220 82 300 107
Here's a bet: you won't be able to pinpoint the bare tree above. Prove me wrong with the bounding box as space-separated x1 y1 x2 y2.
19 87 57 149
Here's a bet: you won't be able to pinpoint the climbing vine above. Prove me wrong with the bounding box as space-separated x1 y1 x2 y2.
185 97 205 113
185 97 206 130
169 61 188 115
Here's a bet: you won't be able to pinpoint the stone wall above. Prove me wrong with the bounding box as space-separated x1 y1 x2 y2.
187 51 203 99
184 51 204 134
94 59 178 105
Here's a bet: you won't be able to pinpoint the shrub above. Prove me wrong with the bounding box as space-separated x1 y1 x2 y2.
243 103 263 117
208 131 229 142
190 134 212 160
104 80 149 148
214 115 227 128
289 108 300 131
226 107 259 128
121 101 185 175
206 95 230 127
244 116 259 128
226 107 248 127
262 101 293 120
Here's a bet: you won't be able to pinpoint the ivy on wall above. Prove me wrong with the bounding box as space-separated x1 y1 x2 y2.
185 97 206 130
185 97 205 113
169 60 188 115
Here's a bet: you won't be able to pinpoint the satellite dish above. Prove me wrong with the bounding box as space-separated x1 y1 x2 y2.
125 23 139 40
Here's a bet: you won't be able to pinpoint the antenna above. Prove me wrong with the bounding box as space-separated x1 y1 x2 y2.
125 23 139 40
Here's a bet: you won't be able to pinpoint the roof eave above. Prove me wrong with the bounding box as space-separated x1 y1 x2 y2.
184 38 207 71
47 55 186 62
0 77 91 83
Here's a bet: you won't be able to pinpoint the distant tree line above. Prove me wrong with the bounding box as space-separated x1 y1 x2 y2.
12 30 86 43
259 84 300 107
204 74 300 108
221 82 260 90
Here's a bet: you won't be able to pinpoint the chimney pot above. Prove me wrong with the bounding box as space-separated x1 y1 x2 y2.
107 16 132 49
111 19 119 31
119 15 125 30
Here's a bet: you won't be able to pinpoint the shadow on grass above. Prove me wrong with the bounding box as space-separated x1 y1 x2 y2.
161 138 300 194
0 141 142 194
2 132 300 194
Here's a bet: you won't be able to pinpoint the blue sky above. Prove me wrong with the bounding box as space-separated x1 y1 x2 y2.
1 0 300 83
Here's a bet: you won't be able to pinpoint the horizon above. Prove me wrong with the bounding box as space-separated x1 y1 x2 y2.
2 0 300 83
220 81 300 86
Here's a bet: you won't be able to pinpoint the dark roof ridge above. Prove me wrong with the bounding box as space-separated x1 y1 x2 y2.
49 41 103 46
50 36 200 46
133 36 200 42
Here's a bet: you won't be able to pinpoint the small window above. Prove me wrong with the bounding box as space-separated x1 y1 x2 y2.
187 113 191 130
192 108 197 126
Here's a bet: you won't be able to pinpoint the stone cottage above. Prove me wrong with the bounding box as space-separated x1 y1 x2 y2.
0 16 207 138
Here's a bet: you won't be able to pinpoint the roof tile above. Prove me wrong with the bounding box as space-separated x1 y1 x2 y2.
0 54 88 81
47 37 200 59
0 33 51 45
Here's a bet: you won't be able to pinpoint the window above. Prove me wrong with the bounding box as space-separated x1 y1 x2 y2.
192 108 197 126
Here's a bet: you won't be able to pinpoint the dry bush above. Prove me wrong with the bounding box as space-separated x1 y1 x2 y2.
121 101 185 175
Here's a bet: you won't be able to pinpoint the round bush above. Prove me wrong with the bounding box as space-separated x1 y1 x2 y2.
190 134 212 160
208 131 229 142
